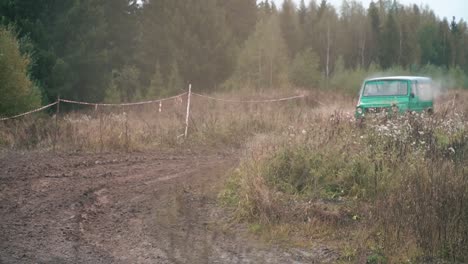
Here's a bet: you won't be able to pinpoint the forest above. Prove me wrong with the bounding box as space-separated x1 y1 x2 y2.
1 2 468 262
1 0 467 116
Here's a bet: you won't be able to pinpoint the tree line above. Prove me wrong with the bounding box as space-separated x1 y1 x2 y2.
1 0 467 115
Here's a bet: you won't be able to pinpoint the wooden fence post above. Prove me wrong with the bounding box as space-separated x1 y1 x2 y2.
125 107 129 152
99 105 103 153
184 84 192 138
53 96 60 152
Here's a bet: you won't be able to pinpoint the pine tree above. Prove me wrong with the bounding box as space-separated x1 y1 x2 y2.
167 61 184 95
220 0 257 45
147 63 164 99
139 0 235 92
438 18 452 67
298 0 307 27
397 5 422 67
450 18 466 68
368 1 381 65
302 0 318 50
458 21 468 73
258 0 272 15
0 0 139 104
104 0 140 78
56 0 112 102
338 0 367 68
315 2 339 84
104 78 121 104
317 0 328 19
289 48 321 88
419 20 439 65
379 6 400 68
111 65 141 102
229 14 290 89
280 0 302 58
271 2 278 13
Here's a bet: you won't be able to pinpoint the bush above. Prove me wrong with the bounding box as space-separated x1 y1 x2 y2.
289 48 321 89
223 111 468 261
324 62 468 96
0 26 41 117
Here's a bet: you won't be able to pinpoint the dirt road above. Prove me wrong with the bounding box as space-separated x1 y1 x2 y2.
0 149 337 264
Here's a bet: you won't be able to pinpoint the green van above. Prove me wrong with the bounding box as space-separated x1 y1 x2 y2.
355 76 434 118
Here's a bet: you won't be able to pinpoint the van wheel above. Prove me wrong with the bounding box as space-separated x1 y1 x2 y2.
426 108 434 115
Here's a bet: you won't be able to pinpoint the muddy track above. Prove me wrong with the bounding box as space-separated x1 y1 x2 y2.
0 149 338 264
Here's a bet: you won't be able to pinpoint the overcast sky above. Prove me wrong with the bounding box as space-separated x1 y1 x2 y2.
270 0 468 22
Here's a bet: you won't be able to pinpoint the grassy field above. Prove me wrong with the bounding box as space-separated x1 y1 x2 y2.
219 90 468 263
1 88 467 263
0 88 353 151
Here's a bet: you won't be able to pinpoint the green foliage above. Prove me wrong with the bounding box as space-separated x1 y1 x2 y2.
367 250 388 264
326 62 468 94
419 22 440 65
379 8 400 68
0 0 138 104
167 61 184 95
279 0 302 58
139 0 236 92
289 48 321 88
367 1 381 66
104 80 120 104
1 0 468 113
413 64 468 89
147 63 164 99
106 65 141 103
339 1 368 68
220 0 257 45
0 26 41 116
227 14 290 89
262 133 387 200
328 60 380 95
224 113 468 261
314 2 339 79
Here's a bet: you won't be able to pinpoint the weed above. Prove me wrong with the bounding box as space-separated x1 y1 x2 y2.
222 105 468 261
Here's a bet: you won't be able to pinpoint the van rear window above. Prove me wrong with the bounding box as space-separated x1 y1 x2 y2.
363 80 408 97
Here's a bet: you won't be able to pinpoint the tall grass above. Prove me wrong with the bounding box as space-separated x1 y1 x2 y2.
221 104 468 262
2 87 467 261
0 89 354 152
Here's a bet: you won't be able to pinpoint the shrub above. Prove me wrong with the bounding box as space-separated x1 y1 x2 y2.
324 63 468 96
223 111 468 261
0 26 41 117
289 48 321 89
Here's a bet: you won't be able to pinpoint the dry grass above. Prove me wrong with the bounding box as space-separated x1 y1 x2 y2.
0 88 355 152
2 88 468 262
220 91 468 263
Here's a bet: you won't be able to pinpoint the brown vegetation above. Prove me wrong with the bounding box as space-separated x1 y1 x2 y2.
1 89 468 263
220 91 468 263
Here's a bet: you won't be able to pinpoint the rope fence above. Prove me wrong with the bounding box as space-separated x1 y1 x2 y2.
0 88 307 122
0 102 58 121
59 92 187 107
192 93 306 103
0 85 310 150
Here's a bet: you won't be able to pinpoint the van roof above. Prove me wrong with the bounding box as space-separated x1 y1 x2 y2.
366 76 432 82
